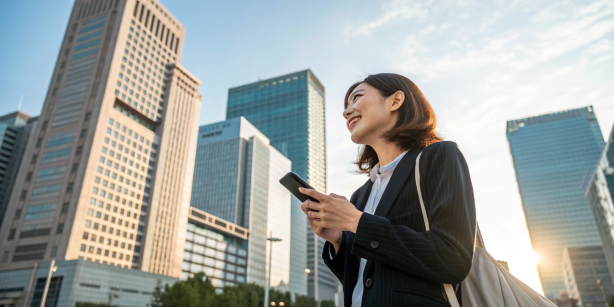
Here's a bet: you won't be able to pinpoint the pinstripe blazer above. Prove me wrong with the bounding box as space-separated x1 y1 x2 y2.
323 141 476 306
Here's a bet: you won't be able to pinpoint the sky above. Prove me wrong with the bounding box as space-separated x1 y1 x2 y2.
2 0 614 295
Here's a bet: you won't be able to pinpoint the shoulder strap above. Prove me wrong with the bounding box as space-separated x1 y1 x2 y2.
415 152 461 307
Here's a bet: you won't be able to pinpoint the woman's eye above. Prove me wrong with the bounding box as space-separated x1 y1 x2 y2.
354 95 362 101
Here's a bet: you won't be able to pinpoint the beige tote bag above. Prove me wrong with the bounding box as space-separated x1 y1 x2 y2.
415 152 557 307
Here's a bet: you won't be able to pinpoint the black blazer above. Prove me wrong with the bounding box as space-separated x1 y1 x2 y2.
323 141 476 307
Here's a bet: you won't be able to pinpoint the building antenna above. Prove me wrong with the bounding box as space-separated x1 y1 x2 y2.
17 95 24 111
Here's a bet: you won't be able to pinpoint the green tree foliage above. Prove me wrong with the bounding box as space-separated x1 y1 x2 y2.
150 274 321 307
293 295 318 307
320 300 336 307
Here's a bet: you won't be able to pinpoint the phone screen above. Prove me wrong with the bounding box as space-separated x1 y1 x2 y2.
279 172 320 203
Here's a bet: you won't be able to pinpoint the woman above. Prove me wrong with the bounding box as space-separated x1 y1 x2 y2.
300 73 476 306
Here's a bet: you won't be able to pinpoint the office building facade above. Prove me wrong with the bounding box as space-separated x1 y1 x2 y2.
182 207 249 287
506 106 605 298
562 246 614 307
191 117 292 289
0 259 176 306
226 70 334 300
586 125 614 282
0 111 38 229
0 0 201 278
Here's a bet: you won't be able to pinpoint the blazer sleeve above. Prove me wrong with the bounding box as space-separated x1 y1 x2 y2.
322 188 361 284
351 142 476 284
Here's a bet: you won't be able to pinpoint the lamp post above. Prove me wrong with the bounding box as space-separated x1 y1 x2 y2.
264 234 282 307
597 279 608 307
305 268 311 292
40 259 58 307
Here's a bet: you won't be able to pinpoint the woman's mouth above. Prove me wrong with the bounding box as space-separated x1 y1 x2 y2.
348 116 361 131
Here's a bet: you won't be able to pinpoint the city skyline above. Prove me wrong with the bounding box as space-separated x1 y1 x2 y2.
2 0 614 295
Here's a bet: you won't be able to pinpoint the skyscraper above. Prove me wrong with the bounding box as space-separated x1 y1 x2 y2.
0 111 38 229
0 0 201 278
226 70 334 300
506 106 605 298
586 124 614 281
191 117 292 289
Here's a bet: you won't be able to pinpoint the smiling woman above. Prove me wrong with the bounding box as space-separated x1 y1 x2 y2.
300 73 477 306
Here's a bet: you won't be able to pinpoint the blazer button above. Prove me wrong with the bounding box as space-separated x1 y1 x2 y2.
365 278 373 288
370 241 379 248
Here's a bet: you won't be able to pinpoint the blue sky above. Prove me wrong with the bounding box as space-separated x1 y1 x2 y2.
2 0 614 293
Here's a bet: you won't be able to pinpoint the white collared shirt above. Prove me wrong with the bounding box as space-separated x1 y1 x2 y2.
329 151 409 307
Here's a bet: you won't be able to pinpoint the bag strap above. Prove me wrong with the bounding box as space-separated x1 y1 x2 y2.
415 152 461 307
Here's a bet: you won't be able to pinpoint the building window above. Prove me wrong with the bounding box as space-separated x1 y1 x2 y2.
77 146 83 155
26 173 32 181
66 183 73 193
85 112 91 120
72 164 78 174
81 129 87 138
8 229 16 240
1 251 8 262
57 223 64 234
81 244 86 252
51 246 58 257
20 191 27 200
15 209 21 219
61 203 69 214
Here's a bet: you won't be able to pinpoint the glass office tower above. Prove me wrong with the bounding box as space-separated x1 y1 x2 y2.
191 117 292 289
586 125 614 282
226 70 334 300
506 106 605 299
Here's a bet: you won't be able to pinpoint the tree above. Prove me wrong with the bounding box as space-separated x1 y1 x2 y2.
293 294 317 307
149 280 164 307
159 282 199 307
184 272 216 307
321 300 336 307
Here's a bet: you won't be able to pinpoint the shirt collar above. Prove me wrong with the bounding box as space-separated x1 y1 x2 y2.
369 150 409 182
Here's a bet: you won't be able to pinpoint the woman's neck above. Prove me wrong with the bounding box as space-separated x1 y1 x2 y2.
371 141 405 167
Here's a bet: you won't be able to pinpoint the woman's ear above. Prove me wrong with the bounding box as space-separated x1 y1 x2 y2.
391 91 405 111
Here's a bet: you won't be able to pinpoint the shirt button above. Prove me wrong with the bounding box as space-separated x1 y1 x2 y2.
370 241 379 248
365 278 373 288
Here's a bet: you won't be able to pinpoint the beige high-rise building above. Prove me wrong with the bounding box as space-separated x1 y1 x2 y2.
0 0 201 278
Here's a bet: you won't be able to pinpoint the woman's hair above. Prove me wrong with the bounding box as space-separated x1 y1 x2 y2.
345 73 442 174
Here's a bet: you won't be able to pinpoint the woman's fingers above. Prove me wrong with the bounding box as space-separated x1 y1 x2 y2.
329 193 348 201
308 210 323 220
299 187 329 202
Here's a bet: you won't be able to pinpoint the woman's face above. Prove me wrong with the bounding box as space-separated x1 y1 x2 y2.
343 82 402 145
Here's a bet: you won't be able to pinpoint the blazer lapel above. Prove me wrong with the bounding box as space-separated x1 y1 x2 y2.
362 149 421 280
372 149 420 217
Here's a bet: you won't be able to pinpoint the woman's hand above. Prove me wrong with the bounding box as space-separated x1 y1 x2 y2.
299 188 363 253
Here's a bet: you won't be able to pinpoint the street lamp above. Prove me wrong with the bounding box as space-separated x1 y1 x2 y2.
597 279 608 307
264 234 282 307
305 268 311 291
40 259 58 307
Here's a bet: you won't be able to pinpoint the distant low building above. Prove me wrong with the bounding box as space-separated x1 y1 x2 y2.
182 207 249 288
552 291 578 307
562 246 613 307
0 259 175 306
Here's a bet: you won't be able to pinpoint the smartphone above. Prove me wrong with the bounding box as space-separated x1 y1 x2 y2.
279 172 320 203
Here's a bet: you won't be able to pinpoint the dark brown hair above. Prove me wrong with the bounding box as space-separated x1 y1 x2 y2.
345 73 442 174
